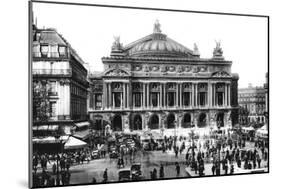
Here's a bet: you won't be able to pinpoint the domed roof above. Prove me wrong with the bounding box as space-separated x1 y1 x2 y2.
124 21 196 58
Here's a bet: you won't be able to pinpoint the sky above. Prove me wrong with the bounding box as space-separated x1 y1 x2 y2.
32 2 268 88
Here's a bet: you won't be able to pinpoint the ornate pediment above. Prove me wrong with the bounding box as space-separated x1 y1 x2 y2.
211 71 231 78
104 68 130 77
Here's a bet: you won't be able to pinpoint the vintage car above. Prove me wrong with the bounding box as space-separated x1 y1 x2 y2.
131 163 142 180
118 169 131 181
109 147 119 159
91 150 100 159
126 139 136 148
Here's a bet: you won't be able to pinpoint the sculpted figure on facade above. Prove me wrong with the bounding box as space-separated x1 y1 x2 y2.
213 40 224 58
160 65 167 73
143 65 149 72
177 65 183 73
112 36 123 51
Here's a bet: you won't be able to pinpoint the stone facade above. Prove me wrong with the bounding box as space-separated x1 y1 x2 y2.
88 21 239 137
238 84 266 126
32 24 88 137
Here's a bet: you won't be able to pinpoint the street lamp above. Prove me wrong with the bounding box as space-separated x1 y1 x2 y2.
189 126 196 169
216 122 223 175
54 133 63 185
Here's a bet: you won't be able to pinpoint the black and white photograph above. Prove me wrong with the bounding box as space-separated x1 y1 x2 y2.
29 1 269 188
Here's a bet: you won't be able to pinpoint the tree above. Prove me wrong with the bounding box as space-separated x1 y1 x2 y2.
33 80 51 122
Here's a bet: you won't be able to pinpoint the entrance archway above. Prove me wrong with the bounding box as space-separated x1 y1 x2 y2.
217 113 224 127
149 114 159 130
167 113 176 129
198 113 207 127
112 114 122 131
182 113 192 128
133 114 142 130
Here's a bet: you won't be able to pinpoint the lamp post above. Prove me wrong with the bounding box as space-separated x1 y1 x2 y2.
216 121 223 175
54 133 63 185
190 125 196 169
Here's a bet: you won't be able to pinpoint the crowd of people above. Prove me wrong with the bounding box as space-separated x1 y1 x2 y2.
32 149 94 187
32 131 268 186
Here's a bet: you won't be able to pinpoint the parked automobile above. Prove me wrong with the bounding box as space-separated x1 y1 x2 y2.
131 163 142 180
91 150 100 159
142 139 151 151
118 169 131 181
109 150 119 158
126 139 136 148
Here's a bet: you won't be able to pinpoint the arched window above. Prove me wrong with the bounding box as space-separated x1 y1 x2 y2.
198 113 207 127
182 113 192 128
149 114 159 130
133 114 142 130
217 113 224 127
167 114 176 129
112 114 122 131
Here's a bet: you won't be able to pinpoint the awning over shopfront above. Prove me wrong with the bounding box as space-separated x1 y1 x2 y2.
256 125 268 138
75 121 90 128
242 126 255 132
33 125 59 131
73 129 91 140
32 135 69 144
64 136 88 150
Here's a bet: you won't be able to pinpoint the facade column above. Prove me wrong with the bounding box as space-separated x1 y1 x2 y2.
113 93 115 108
176 83 179 107
146 83 149 107
126 83 129 108
160 83 163 108
191 83 194 107
163 83 166 107
65 81 70 118
208 83 211 108
102 82 107 109
213 83 216 107
194 83 197 107
108 83 111 108
224 84 227 106
158 92 160 108
180 83 182 108
122 83 125 108
228 83 231 106
143 83 146 108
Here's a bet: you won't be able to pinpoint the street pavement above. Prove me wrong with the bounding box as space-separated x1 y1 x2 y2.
69 150 191 184
35 141 268 185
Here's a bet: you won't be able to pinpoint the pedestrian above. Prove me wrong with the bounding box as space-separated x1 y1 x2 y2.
52 163 57 175
194 161 198 174
185 152 189 165
159 164 164 178
65 170 71 185
224 164 228 175
211 164 215 175
176 162 180 176
150 171 154 180
153 168 157 179
103 168 108 183
92 177 97 183
257 157 261 168
230 164 234 174
216 164 220 176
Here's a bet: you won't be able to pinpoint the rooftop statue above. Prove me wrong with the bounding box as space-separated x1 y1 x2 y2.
193 43 200 56
112 36 123 50
153 19 162 33
213 40 223 56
